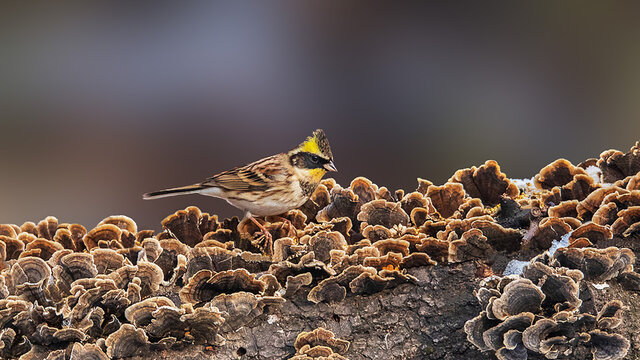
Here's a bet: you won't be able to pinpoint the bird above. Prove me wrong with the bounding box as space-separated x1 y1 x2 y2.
143 129 337 248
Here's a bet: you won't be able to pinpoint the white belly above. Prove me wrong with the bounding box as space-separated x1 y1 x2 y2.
198 186 307 217
226 198 298 217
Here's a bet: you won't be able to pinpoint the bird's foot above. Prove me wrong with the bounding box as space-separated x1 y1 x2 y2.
249 216 273 255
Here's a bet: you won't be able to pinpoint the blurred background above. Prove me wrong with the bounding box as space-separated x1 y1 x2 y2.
2 2 640 230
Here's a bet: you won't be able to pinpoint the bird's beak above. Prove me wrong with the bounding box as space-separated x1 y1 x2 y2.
324 161 337 172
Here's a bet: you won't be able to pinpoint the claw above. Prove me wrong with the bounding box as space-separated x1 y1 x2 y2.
248 215 273 254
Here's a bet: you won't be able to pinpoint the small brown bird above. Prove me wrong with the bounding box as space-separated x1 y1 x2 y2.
143 129 336 244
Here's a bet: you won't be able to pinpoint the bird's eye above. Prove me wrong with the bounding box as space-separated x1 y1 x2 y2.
311 154 320 164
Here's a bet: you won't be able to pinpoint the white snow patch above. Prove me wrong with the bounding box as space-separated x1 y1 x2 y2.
548 232 572 256
503 231 572 277
479 275 503 287
584 165 602 184
503 260 530 276
593 283 610 290
511 177 536 191
267 314 279 324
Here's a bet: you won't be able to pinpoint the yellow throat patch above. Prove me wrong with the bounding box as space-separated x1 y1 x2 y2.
307 168 327 182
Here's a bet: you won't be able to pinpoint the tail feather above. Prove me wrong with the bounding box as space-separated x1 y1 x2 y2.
142 184 205 199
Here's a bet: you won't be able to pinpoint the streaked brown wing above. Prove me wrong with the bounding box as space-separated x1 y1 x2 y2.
201 154 286 192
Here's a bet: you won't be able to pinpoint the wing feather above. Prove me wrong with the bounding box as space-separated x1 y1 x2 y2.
201 154 288 191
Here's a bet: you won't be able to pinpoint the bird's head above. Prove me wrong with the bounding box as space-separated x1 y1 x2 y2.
289 129 337 182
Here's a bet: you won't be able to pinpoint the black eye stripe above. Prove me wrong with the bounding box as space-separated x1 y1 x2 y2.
305 152 328 163
293 152 329 169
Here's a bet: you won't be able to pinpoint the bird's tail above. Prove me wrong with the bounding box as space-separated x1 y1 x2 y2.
142 184 206 199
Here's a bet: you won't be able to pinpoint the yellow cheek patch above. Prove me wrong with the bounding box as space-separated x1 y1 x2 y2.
301 136 321 154
307 168 327 182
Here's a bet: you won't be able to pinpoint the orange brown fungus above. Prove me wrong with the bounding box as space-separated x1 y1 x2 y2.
592 202 619 226
356 199 409 229
2 140 640 359
349 176 377 210
448 229 494 263
534 159 587 190
576 186 625 219
180 268 266 304
299 184 331 221
415 237 449 263
410 207 433 227
561 174 599 202
526 218 572 250
161 206 219 247
597 142 640 183
568 222 612 245
548 200 579 218
316 185 359 223
83 224 122 251
611 206 640 236
567 237 592 248
416 178 433 195
293 328 349 355
627 172 640 190
471 220 522 253
466 244 634 360
449 160 519 206
426 182 466 218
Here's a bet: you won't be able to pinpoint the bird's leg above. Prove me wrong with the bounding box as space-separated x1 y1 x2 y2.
248 214 273 253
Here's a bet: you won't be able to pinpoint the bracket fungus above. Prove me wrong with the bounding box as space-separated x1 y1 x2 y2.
372 238 410 256
299 184 331 221
105 324 149 359
307 265 377 304
349 177 377 210
294 328 350 357
180 268 266 304
2 140 640 359
611 206 640 236
209 291 281 332
269 252 335 285
179 304 225 344
124 296 175 327
552 247 635 282
568 222 612 246
471 220 522 253
448 228 495 263
161 206 219 247
316 185 359 223
597 142 640 183
83 224 124 251
308 231 347 263
426 182 466 218
548 200 579 218
450 160 519 206
467 242 634 360
400 191 432 220
534 159 587 190
356 199 409 229
525 217 572 250
283 272 313 297
70 342 109 360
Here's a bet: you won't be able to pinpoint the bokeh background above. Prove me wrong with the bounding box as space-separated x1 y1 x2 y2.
2 2 640 230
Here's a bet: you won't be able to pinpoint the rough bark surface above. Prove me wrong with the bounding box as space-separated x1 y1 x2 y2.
124 261 640 360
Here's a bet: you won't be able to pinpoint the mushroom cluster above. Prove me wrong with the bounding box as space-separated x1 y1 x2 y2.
464 247 631 360
1 141 640 359
0 215 239 359
290 327 349 359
